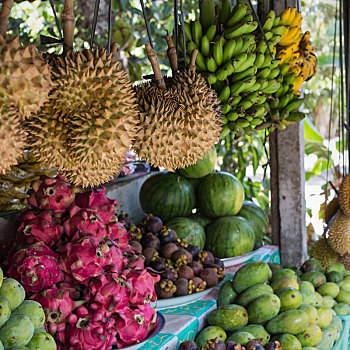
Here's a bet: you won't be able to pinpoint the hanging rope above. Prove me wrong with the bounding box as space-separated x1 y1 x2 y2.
262 130 270 182
107 0 113 53
179 0 186 68
326 0 339 194
90 0 100 49
174 0 178 55
140 0 154 48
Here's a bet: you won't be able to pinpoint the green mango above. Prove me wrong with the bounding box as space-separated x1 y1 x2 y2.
266 310 310 335
301 259 324 273
300 289 317 306
233 262 271 293
315 292 323 306
271 269 297 282
27 331 56 350
271 276 299 293
343 270 350 279
324 324 340 342
296 324 322 347
218 281 237 307
333 302 350 315
208 305 248 331
338 279 350 292
298 304 319 324
269 263 281 275
314 331 334 350
316 306 332 328
239 324 270 345
0 296 11 328
299 281 315 292
326 271 342 283
331 308 336 316
227 331 254 346
321 295 335 308
317 282 340 298
335 289 350 305
274 334 302 350
302 348 318 350
301 271 326 288
326 263 345 276
329 315 343 333
195 326 226 347
247 294 281 324
235 283 273 307
0 314 34 348
12 300 45 330
0 278 25 310
277 288 302 311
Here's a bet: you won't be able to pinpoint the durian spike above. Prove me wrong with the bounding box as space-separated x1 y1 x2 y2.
62 0 75 55
188 49 198 73
145 42 166 89
0 0 14 36
165 34 178 73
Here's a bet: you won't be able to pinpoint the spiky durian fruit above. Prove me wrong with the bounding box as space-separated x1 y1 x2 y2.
328 210 350 256
133 70 221 169
0 104 26 173
310 236 339 269
0 35 52 119
339 174 350 216
324 197 341 224
26 48 139 188
340 253 350 270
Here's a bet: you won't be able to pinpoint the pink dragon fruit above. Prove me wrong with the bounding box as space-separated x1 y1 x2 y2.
59 237 125 284
16 210 64 248
86 273 131 315
28 175 75 212
8 242 63 293
115 304 157 348
63 205 110 242
65 305 117 350
127 253 145 270
31 286 83 328
107 219 131 251
74 188 117 213
122 269 160 305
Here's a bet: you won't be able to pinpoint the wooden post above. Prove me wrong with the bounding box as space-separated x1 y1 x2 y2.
62 0 75 55
0 0 14 37
269 0 307 265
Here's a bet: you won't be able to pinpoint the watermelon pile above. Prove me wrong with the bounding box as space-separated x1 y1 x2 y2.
139 149 269 258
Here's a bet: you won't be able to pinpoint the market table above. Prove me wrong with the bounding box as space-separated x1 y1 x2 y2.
138 246 281 350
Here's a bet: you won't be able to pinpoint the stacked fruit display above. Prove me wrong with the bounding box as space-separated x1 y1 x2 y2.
4 175 160 349
0 267 56 349
139 149 268 259
131 214 225 299
196 258 350 350
310 173 350 269
179 1 316 137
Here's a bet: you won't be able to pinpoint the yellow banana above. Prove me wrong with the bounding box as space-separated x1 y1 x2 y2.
290 12 302 27
280 8 291 26
278 26 301 46
292 75 303 94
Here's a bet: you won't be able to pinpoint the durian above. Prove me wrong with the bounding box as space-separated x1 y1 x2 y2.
310 236 339 269
328 210 350 256
0 35 52 119
324 197 340 224
340 253 350 270
339 174 350 216
0 104 26 173
133 44 222 169
26 48 139 188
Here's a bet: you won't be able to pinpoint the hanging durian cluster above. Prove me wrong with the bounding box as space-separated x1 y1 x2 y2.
134 43 222 169
310 236 339 269
26 48 139 188
0 35 52 173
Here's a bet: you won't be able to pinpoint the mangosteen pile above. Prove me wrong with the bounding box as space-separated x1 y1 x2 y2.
132 215 225 298
178 338 283 350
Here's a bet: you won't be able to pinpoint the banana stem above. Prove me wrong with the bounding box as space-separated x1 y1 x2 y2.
165 34 178 73
111 42 118 59
62 0 75 55
146 43 166 89
0 0 14 37
188 49 198 73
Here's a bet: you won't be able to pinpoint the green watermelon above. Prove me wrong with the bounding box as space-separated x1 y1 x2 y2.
197 172 244 218
139 172 196 221
165 217 206 249
237 201 269 242
205 216 255 258
177 148 217 178
189 211 212 227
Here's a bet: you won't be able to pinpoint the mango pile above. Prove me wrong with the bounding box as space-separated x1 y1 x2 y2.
196 258 350 350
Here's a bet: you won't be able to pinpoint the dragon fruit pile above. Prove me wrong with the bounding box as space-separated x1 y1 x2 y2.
6 175 160 350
